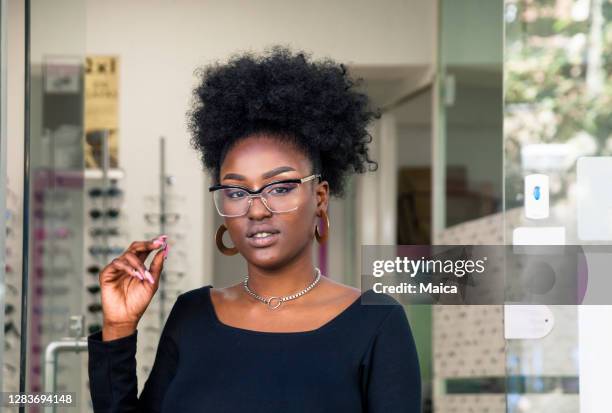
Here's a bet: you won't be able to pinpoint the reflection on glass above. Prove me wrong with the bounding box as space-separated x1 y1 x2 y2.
26 0 88 405
440 0 504 230
505 0 611 411
433 1 505 413
1 0 23 397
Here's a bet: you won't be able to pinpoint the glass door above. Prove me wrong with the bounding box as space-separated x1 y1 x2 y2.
434 0 504 236
504 0 611 411
433 0 506 412
1 0 15 398
26 0 89 411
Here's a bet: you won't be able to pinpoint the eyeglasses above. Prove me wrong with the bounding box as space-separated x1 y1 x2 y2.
88 186 123 198
90 227 121 237
89 208 120 219
144 212 180 225
208 174 321 217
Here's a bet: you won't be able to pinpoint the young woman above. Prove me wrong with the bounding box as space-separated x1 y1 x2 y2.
88 46 421 412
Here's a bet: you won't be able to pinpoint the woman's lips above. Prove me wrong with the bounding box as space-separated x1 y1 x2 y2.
246 232 280 248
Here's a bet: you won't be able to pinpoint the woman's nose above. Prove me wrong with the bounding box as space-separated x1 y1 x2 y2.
246 196 272 219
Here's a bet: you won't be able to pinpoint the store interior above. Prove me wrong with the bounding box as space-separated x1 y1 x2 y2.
2 0 612 412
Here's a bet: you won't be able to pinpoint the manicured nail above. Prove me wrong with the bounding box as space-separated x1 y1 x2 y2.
144 270 155 284
152 239 164 247
132 269 144 280
163 243 170 259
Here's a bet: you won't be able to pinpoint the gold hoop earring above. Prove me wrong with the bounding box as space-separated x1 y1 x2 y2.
315 210 330 244
216 224 238 256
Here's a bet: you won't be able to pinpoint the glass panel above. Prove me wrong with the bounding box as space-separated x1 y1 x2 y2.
3 0 27 400
437 0 504 234
27 0 88 411
504 0 611 411
1 0 18 396
434 1 505 412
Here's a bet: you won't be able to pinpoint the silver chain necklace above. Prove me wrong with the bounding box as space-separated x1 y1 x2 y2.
243 267 322 310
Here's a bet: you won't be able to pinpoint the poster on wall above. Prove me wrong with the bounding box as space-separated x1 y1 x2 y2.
43 56 81 94
84 55 119 168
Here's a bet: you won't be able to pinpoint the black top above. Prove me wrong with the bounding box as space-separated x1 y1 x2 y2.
87 285 421 412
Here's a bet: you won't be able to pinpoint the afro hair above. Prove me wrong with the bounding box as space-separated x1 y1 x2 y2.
187 45 379 197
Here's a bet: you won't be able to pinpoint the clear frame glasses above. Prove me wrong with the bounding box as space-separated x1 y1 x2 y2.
209 174 321 217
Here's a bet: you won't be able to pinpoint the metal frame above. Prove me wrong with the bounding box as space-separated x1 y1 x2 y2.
20 2 32 412
0 0 8 397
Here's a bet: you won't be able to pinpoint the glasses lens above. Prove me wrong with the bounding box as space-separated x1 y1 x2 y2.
212 181 304 216
263 182 301 213
213 187 250 216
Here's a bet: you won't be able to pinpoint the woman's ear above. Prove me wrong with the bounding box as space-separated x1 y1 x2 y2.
315 180 330 214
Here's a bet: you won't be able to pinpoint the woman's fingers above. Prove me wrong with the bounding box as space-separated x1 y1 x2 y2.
100 237 168 286
105 257 141 282
127 237 167 261
122 252 150 282
148 249 166 287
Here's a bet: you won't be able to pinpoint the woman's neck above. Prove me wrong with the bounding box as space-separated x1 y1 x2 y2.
245 249 320 297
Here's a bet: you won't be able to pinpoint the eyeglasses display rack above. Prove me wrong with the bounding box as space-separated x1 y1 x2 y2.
2 180 23 395
81 129 126 412
35 128 126 413
29 125 90 413
138 136 188 383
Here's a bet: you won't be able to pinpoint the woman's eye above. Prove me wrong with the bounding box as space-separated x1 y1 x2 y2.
226 189 247 199
268 184 296 195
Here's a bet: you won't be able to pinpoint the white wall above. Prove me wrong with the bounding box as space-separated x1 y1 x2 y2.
85 0 435 66
397 124 431 167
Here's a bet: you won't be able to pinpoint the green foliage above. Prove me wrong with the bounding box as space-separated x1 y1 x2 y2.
504 0 611 207
507 1 611 145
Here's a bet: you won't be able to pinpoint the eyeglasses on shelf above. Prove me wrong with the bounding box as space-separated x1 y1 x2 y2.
90 227 122 237
89 245 125 256
88 186 123 198
144 212 181 225
89 208 120 219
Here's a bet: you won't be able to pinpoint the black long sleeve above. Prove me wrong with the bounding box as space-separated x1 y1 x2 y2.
361 305 422 412
88 295 183 412
87 286 422 412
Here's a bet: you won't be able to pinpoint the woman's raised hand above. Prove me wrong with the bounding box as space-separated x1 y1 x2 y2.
99 235 169 341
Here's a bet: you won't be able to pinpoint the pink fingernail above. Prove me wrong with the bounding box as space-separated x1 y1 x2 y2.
152 239 164 247
144 270 155 284
132 269 144 280
163 243 170 259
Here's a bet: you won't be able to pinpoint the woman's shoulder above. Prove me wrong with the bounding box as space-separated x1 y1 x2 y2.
164 285 214 318
323 278 401 306
319 279 405 330
150 286 214 340
352 289 405 326
176 284 214 304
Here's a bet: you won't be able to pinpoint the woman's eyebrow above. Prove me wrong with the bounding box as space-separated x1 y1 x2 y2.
261 166 296 179
222 166 296 182
221 172 246 181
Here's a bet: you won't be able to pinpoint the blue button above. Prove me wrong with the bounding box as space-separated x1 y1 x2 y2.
533 185 541 200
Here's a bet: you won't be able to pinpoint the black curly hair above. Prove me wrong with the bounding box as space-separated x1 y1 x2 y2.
187 45 379 197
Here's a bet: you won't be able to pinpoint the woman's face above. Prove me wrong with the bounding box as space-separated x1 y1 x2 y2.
218 135 329 270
